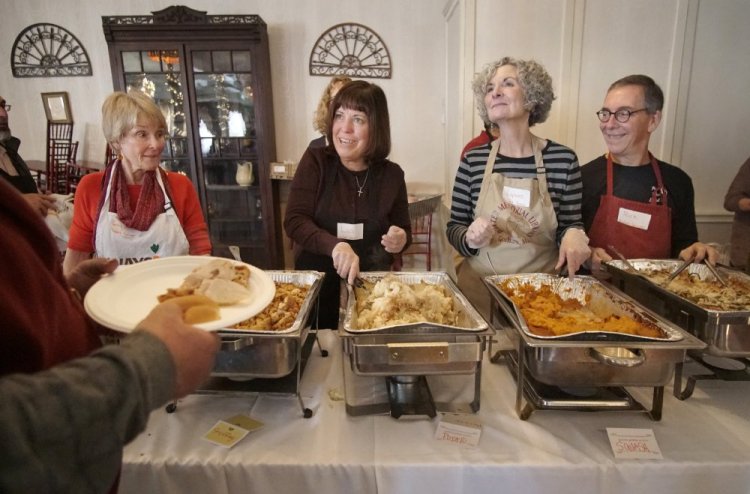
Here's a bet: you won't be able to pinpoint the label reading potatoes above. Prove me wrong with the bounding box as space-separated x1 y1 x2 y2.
434 412 482 447
606 428 663 460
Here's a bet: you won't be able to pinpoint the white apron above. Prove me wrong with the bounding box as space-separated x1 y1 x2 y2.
457 137 558 319
95 165 189 265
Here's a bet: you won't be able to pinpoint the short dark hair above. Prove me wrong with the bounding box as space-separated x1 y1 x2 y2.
326 80 391 163
608 75 664 113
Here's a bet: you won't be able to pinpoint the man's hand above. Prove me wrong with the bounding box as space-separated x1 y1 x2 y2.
23 192 57 216
555 228 591 276
66 258 119 297
381 225 407 253
465 217 493 250
135 302 219 398
332 242 360 284
679 242 719 265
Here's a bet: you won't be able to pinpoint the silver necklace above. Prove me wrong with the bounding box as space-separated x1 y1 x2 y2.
354 169 370 197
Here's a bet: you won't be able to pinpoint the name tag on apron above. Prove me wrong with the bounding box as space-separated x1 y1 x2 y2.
502 186 531 208
617 208 651 230
337 222 364 240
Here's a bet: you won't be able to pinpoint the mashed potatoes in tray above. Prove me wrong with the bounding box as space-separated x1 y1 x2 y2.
355 275 459 329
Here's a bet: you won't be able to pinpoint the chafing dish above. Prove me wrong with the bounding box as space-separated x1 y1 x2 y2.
484 273 704 420
339 272 494 418
605 259 750 399
169 271 324 418
606 260 750 357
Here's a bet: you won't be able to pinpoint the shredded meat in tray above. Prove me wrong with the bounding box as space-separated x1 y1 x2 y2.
641 269 750 312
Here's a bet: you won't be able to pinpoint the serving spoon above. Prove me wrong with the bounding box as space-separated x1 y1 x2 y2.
607 244 637 272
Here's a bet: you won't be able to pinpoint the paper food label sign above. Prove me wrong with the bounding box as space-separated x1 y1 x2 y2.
607 427 663 460
434 413 482 447
203 420 250 448
202 415 264 448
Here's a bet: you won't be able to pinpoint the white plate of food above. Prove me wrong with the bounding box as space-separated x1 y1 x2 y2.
84 256 275 333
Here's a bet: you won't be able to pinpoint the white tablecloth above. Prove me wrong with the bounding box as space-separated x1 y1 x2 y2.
120 330 750 494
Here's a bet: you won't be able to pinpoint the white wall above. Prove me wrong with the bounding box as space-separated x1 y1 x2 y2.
0 0 446 194
3 0 748 244
456 0 750 243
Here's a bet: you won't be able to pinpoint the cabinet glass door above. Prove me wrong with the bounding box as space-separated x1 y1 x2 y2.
121 49 193 181
192 49 267 265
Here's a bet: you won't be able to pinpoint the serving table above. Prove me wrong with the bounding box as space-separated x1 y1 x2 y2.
120 330 750 494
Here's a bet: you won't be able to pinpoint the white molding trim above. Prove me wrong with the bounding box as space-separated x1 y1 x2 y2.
665 0 700 165
560 0 586 148
696 213 733 224
460 0 476 145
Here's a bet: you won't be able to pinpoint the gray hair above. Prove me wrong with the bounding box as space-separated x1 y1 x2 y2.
472 57 555 127
608 74 664 113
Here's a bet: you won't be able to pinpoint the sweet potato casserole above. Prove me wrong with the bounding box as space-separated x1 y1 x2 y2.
497 281 665 338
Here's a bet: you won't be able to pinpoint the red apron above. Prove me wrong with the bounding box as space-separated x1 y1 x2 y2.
588 153 671 259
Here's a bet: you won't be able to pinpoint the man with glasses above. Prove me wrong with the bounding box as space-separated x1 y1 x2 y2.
0 96 56 216
580 75 717 269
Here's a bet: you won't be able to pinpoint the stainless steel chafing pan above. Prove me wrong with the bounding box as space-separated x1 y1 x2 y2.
339 272 494 416
340 272 491 376
484 274 705 387
343 271 488 333
606 260 750 357
211 270 323 379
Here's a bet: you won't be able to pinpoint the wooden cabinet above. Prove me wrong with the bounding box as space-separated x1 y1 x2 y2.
102 6 281 268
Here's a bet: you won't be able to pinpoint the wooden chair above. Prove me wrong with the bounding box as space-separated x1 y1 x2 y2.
45 122 74 193
392 194 442 271
47 140 77 193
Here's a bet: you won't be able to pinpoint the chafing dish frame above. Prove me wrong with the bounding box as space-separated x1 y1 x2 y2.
168 270 325 418
484 274 705 420
339 272 494 417
605 260 750 400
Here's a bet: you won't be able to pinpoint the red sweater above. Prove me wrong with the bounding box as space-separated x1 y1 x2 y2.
0 180 101 375
68 170 211 255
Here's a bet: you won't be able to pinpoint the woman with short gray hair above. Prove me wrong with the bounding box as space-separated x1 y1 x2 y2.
447 57 590 318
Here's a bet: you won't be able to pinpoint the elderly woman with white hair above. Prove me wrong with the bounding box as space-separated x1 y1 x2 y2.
446 57 590 318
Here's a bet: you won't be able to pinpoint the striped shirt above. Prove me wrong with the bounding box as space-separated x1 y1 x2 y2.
447 139 584 257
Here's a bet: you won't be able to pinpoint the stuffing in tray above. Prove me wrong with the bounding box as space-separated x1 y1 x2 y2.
232 282 309 331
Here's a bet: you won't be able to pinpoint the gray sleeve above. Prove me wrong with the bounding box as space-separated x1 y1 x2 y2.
0 330 175 494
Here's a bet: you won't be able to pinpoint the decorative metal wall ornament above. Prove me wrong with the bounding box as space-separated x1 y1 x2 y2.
12 23 92 77
309 23 391 79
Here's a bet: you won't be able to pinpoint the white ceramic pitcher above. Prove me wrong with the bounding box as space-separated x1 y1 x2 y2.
236 161 253 186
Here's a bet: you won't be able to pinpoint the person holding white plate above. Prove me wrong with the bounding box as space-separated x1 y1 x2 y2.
0 177 219 493
63 90 210 275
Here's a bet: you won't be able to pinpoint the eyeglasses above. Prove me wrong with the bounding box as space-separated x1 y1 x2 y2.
596 108 647 123
0 103 10 112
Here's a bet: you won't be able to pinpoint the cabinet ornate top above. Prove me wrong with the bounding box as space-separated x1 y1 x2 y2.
102 5 265 26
